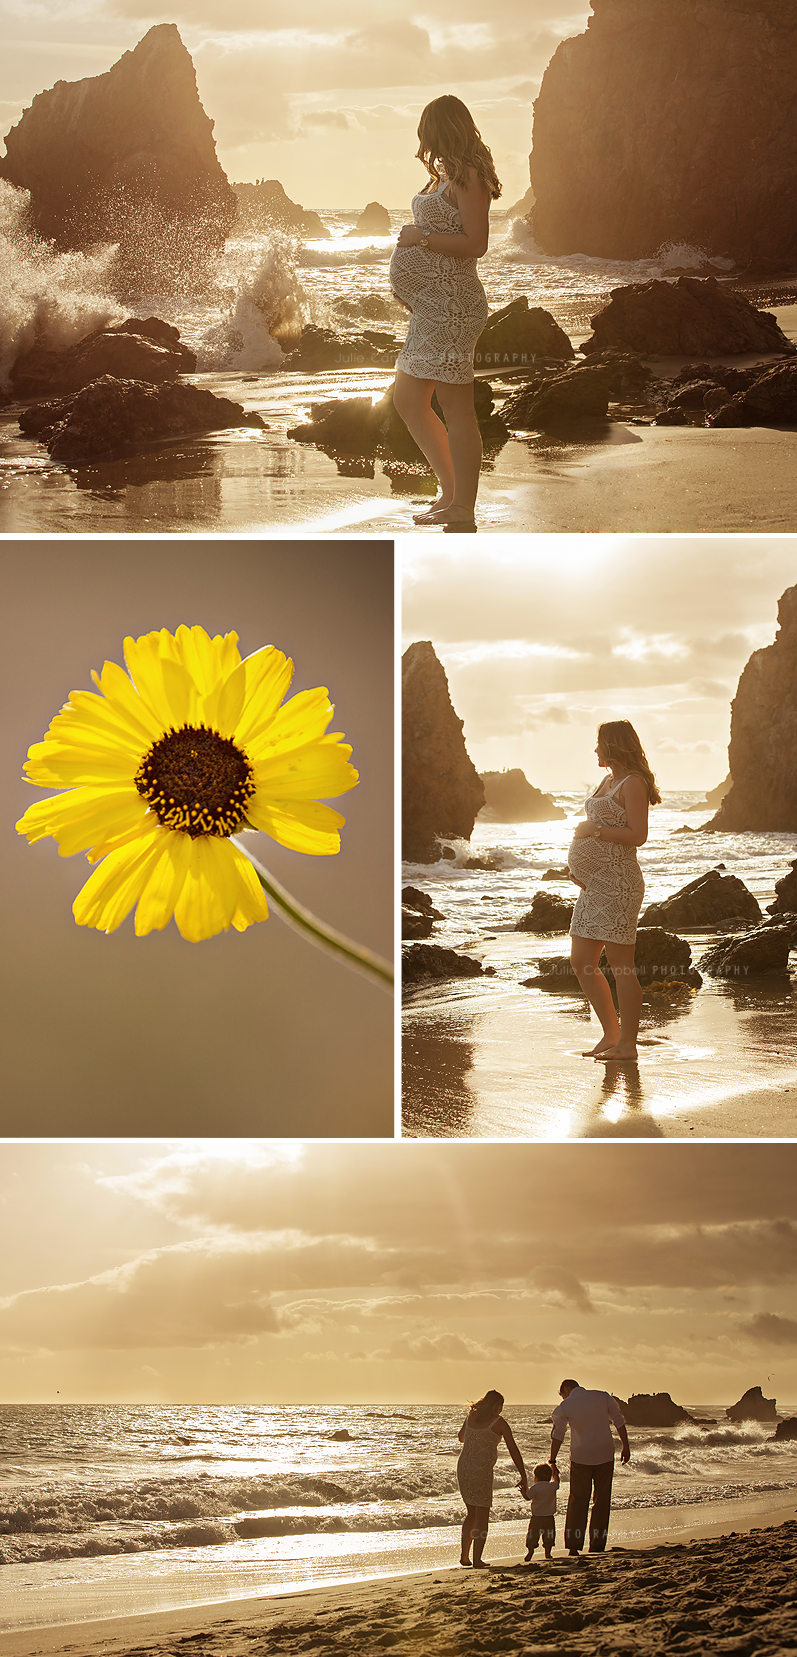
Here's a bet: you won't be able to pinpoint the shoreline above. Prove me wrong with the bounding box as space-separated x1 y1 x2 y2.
2 1498 795 1657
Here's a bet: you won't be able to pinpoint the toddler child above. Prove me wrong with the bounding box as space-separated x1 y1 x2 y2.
520 1462 559 1561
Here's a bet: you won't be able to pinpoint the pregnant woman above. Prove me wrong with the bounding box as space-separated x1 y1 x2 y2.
389 95 501 533
457 1389 527 1567
568 720 661 1062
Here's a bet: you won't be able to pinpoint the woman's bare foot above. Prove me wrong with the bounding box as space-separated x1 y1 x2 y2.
413 498 452 523
440 505 477 533
598 1042 638 1061
582 1031 621 1057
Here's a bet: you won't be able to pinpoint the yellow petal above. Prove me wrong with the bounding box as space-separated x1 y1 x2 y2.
165 625 241 696
90 661 165 743
123 631 194 729
133 831 193 935
246 686 335 758
73 825 165 933
16 784 147 858
246 797 345 855
252 737 359 801
232 647 294 747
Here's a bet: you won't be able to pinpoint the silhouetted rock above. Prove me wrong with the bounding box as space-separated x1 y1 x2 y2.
330 1429 352 1440
290 379 506 466
515 892 574 934
401 887 444 941
525 926 701 993
11 319 196 398
233 179 329 238
473 296 574 371
727 1386 777 1424
283 325 398 373
641 869 762 930
402 887 444 920
707 585 797 832
707 361 797 428
19 374 265 464
529 0 797 270
771 1418 797 1441
698 918 797 978
480 769 565 823
502 361 612 428
705 774 732 808
768 860 797 917
582 279 792 358
347 202 390 236
402 642 485 863
618 1393 700 1427
0 25 237 292
403 943 484 984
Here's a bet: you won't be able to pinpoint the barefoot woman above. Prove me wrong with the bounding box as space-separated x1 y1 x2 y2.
568 721 661 1061
389 96 501 532
457 1390 527 1566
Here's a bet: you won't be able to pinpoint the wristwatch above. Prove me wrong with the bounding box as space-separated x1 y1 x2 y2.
419 230 430 250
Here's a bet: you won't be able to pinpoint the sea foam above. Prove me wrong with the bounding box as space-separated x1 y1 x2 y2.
0 181 121 387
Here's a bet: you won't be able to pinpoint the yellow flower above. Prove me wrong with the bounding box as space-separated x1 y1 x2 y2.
16 625 359 942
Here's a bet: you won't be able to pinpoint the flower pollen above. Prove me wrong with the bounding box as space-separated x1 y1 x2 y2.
135 724 255 839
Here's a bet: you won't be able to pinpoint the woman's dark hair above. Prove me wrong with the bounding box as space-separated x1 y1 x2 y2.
468 1388 504 1424
416 96 502 199
597 720 661 805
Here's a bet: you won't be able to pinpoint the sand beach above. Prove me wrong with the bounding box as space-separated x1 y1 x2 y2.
3 1503 795 1657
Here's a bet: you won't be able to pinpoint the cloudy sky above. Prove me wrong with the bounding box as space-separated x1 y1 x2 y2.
402 535 797 792
1 1140 795 1405
0 0 592 205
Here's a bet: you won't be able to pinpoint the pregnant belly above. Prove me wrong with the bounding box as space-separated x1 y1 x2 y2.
389 246 425 306
567 836 606 887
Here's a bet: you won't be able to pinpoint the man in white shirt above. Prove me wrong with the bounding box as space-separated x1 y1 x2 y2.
550 1378 630 1555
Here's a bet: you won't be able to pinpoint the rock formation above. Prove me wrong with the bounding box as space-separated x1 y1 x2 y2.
480 769 565 823
699 918 797 978
726 1386 777 1423
403 943 485 985
529 0 797 270
515 892 574 934
640 870 762 930
233 179 329 238
707 585 797 831
704 774 732 809
11 318 196 398
0 25 237 292
402 642 485 863
526 926 701 993
769 860 797 916
771 1418 797 1442
474 297 574 371
401 887 444 941
19 375 265 464
618 1393 702 1427
347 202 390 237
582 280 792 358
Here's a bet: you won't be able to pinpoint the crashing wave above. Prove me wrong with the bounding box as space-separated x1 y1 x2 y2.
0 180 121 387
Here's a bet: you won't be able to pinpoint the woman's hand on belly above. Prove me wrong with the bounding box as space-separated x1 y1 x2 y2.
397 224 422 247
390 288 412 311
571 820 598 840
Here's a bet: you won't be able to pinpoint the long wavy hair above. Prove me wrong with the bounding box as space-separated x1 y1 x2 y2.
597 720 661 805
416 96 502 199
468 1389 504 1425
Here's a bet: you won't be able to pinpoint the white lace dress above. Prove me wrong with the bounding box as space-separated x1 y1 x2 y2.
389 180 489 384
568 776 645 947
457 1419 500 1507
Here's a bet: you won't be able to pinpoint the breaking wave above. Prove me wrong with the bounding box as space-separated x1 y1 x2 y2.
0 180 121 387
197 232 318 371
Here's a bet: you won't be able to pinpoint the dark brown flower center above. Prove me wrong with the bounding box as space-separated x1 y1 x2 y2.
135 724 255 838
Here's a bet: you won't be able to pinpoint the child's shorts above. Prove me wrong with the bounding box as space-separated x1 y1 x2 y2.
526 1517 556 1550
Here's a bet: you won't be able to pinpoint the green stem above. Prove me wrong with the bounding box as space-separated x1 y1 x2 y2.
232 839 393 990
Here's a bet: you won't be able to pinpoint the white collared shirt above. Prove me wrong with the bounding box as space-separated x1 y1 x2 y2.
551 1388 626 1465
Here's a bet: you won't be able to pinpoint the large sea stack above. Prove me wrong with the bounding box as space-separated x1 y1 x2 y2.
402 642 484 863
530 0 797 269
0 25 237 291
707 584 797 832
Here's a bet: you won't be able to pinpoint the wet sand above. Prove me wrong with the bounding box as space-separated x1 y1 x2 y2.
3 1504 795 1657
2 309 796 537
403 936 797 1138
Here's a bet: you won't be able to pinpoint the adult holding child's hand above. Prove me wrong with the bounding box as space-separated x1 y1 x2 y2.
457 1389 527 1567
550 1378 630 1558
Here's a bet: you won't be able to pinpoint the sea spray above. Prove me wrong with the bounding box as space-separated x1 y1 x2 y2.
197 231 319 371
0 181 121 386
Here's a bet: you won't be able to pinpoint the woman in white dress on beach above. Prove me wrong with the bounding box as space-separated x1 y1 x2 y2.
568 720 661 1062
456 1389 527 1567
388 95 501 533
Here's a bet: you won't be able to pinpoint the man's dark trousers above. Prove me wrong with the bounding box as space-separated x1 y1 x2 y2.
564 1459 614 1552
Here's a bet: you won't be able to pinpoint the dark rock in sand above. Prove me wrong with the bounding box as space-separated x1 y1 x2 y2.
403 943 484 985
283 325 398 372
668 379 724 410
529 1 797 271
402 887 444 920
543 867 570 880
402 641 484 864
526 926 701 994
707 584 797 832
502 361 612 428
473 295 574 371
233 178 329 238
289 378 505 466
479 769 565 823
640 869 762 930
768 859 797 917
11 319 196 398
347 202 390 237
402 907 434 940
618 1392 701 1427
727 1385 777 1423
0 25 237 292
515 892 574 934
654 407 688 426
772 1418 797 1441
707 360 797 428
582 278 792 359
698 918 797 978
19 374 265 464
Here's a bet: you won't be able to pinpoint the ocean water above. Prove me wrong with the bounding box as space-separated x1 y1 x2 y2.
1 1402 795 1631
403 797 797 967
